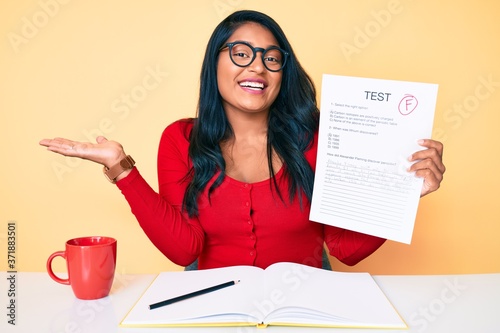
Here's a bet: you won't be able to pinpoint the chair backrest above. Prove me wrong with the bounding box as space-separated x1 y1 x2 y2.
184 260 199 271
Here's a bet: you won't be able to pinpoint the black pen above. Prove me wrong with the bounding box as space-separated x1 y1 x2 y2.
149 280 240 310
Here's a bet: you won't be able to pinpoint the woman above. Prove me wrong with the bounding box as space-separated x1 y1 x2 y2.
40 10 445 270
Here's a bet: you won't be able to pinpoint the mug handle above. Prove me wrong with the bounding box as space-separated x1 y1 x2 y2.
46 251 70 285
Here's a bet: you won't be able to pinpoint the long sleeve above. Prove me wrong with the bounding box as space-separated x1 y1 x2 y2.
116 120 204 266
324 225 386 266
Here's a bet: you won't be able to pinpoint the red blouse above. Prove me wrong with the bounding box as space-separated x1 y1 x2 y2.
117 119 385 270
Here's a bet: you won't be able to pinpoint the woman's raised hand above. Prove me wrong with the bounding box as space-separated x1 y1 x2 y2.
39 136 127 169
408 139 446 197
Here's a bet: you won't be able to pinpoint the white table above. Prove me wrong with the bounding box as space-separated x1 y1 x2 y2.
1 271 499 332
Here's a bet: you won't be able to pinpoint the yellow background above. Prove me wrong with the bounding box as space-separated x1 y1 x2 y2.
1 0 499 275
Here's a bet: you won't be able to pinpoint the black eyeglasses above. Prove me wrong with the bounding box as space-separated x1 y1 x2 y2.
220 41 289 72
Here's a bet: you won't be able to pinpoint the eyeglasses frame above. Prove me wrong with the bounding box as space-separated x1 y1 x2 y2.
220 41 289 72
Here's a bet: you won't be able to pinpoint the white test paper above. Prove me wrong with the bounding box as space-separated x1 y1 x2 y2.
310 74 438 244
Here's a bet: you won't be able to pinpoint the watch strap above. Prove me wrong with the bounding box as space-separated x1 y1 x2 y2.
103 155 135 183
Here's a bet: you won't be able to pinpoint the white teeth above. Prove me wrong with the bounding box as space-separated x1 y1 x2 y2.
240 81 264 89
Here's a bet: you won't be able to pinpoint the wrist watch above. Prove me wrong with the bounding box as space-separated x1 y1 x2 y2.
103 155 135 183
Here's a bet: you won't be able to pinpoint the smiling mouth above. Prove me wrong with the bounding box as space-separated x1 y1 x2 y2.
239 81 265 90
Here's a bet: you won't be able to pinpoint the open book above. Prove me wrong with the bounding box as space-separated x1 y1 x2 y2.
120 262 406 329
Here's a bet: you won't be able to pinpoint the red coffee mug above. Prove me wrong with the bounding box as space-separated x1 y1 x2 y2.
46 236 117 300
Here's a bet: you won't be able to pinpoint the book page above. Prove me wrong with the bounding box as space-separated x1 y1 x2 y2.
120 265 266 326
260 262 406 328
310 74 438 244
